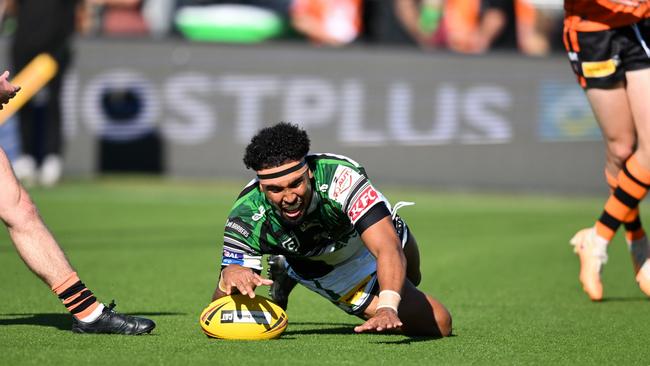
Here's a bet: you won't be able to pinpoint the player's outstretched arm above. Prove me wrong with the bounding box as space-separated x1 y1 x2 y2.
0 71 20 110
354 216 406 333
212 264 273 300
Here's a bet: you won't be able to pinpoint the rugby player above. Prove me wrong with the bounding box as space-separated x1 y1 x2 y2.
212 123 452 337
0 72 155 334
564 0 650 300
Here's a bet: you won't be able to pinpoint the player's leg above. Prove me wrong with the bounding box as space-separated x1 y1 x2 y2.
0 148 155 334
576 85 646 295
622 67 650 295
362 279 452 337
564 23 650 299
267 254 297 310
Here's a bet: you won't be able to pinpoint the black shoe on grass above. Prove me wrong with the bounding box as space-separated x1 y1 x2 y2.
267 255 297 310
72 301 155 335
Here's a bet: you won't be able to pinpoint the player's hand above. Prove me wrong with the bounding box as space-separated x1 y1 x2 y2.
354 307 403 333
221 264 273 299
0 71 21 110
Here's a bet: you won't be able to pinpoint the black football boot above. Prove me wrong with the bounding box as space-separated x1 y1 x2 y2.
267 255 297 310
71 301 155 335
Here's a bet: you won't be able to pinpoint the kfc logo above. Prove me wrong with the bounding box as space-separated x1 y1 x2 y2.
333 168 353 200
348 185 379 222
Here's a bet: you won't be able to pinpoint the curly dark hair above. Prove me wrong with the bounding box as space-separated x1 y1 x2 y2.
243 122 311 170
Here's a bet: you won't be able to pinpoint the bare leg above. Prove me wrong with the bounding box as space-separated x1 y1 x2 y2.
626 69 650 170
585 82 636 177
0 147 74 286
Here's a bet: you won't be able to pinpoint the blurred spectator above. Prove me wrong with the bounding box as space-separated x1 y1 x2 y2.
393 0 550 55
91 0 149 36
290 0 363 46
445 0 549 55
143 0 175 38
7 0 81 187
393 0 446 48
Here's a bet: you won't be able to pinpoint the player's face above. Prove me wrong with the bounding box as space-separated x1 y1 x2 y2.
258 162 313 224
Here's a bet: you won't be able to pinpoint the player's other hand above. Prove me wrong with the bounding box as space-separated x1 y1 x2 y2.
354 307 403 333
221 264 274 299
0 71 21 110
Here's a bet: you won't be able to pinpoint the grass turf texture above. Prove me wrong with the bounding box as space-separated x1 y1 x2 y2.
0 178 649 365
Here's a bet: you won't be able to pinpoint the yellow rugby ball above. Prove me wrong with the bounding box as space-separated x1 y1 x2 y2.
199 295 288 340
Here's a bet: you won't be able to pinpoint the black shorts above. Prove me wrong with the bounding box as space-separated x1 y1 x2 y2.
564 19 650 89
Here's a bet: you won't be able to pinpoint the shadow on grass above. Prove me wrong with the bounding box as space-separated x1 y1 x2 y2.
374 334 455 345
284 322 357 336
599 296 649 303
0 312 183 331
283 322 449 343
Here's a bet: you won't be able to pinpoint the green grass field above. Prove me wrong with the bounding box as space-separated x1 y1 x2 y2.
0 178 649 365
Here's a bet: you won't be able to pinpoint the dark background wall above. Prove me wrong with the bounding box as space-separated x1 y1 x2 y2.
1 39 605 194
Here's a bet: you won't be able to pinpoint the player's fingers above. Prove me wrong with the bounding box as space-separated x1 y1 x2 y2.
241 279 257 298
0 71 8 79
252 273 274 286
259 278 274 286
354 320 377 333
239 283 251 296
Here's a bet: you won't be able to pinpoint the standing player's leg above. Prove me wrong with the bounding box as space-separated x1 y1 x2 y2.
621 67 650 294
575 85 648 297
576 69 650 300
0 147 155 334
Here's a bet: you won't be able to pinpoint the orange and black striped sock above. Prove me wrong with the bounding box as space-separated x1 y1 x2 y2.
605 170 646 242
597 156 650 242
51 272 103 322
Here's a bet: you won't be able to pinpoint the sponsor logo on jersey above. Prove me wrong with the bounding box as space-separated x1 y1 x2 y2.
220 310 271 324
348 185 379 222
281 237 300 251
223 257 244 265
333 168 354 200
319 184 329 192
581 58 618 78
225 218 251 238
252 206 266 221
223 249 244 260
222 248 245 266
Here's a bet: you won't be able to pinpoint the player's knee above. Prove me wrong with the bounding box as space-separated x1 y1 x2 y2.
607 142 634 168
436 308 452 337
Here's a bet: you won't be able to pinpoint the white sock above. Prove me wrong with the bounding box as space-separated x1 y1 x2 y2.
79 303 105 323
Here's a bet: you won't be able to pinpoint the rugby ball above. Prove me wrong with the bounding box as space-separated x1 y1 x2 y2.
199 295 288 340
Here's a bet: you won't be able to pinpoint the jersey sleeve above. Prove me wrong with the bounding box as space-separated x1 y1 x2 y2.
221 215 263 273
326 164 390 234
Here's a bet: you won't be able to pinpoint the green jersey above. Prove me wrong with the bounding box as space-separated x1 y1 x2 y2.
221 153 391 280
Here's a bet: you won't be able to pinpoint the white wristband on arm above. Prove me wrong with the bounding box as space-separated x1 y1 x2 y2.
376 290 401 313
